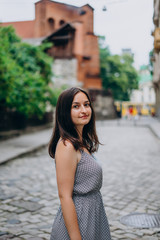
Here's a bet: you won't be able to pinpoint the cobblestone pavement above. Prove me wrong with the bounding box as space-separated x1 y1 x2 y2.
0 121 160 240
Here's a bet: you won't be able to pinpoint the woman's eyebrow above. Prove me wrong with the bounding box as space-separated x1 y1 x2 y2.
72 100 89 104
72 102 80 104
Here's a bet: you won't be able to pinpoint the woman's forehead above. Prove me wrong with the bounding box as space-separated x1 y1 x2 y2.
72 92 89 102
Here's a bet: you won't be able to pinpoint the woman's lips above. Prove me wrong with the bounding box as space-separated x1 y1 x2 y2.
80 115 88 119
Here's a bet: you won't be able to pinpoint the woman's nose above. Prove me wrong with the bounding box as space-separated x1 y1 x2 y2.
81 105 87 112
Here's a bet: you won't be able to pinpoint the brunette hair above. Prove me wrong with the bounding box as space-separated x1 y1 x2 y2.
48 87 100 158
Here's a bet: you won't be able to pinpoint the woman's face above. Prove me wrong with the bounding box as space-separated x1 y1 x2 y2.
71 91 92 129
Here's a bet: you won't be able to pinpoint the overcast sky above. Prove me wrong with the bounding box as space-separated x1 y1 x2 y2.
0 0 154 69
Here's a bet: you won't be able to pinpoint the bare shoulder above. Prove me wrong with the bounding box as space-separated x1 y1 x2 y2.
55 139 78 164
56 139 75 153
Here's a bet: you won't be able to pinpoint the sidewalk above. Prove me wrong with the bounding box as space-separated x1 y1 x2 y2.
0 128 52 164
97 116 160 142
0 116 160 164
122 116 160 139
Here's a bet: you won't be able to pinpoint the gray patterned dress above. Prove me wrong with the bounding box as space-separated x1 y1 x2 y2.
50 150 111 240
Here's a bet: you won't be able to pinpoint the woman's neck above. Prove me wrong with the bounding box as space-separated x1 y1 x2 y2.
76 126 83 142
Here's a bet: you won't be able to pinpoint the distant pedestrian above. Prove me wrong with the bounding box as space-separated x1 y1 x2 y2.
48 87 111 240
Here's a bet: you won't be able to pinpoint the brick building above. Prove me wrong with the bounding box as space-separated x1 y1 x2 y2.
1 0 102 89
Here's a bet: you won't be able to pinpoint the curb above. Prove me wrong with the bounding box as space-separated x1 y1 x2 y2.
148 124 160 140
0 144 48 165
0 123 53 141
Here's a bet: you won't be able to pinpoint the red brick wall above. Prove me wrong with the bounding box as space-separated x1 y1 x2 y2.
1 21 35 38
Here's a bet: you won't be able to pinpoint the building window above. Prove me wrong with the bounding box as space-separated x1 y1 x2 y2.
59 20 65 26
48 18 55 30
79 10 86 15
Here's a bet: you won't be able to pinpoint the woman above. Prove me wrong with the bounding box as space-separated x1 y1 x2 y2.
48 87 111 240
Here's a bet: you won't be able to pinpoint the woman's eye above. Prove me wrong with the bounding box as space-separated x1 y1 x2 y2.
85 103 90 107
73 105 79 108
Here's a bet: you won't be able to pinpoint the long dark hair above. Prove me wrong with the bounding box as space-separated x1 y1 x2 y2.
48 87 100 158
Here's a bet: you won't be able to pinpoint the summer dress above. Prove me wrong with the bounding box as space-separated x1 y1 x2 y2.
50 149 111 240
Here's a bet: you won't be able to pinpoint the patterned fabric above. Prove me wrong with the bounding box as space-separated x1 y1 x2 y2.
50 150 111 240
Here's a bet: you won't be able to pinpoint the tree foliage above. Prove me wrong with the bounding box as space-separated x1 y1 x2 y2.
99 36 138 101
0 25 58 118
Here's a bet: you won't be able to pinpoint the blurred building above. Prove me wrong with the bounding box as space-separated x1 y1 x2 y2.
152 0 160 117
131 65 155 104
1 0 101 89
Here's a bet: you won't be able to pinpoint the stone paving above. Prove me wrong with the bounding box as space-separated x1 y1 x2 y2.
0 120 160 239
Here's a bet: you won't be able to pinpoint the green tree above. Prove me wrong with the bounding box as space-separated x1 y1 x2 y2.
99 36 138 101
0 25 58 118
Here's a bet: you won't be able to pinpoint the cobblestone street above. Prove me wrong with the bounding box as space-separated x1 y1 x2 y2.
0 120 160 240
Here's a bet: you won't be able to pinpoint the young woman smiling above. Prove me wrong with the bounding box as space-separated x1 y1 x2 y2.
48 87 111 240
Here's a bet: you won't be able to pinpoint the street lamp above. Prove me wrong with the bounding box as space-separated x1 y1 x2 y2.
102 5 107 11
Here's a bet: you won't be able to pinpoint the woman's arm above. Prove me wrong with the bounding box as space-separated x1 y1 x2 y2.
55 140 82 240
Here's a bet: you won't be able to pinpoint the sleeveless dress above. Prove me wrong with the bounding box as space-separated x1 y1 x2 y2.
50 150 111 240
